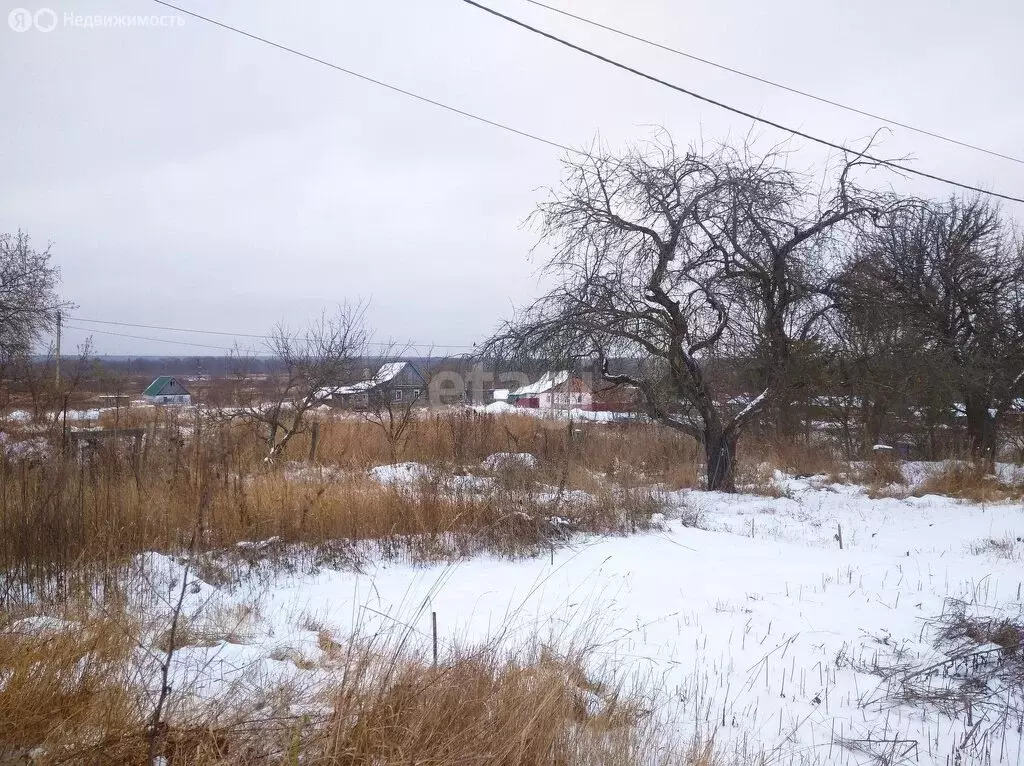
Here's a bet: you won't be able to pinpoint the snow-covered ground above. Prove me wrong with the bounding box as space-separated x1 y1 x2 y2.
121 472 1024 765
3 406 108 422
478 400 639 422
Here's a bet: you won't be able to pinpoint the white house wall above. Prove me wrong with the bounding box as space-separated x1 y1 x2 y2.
539 392 592 409
144 394 192 405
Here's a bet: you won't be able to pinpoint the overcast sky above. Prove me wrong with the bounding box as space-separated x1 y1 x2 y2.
2 0 1022 356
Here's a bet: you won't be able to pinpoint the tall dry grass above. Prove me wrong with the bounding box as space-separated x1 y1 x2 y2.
0 589 704 765
0 612 141 760
307 409 700 488
92 407 699 481
1 410 681 602
0 408 700 764
914 461 1024 501
734 433 844 481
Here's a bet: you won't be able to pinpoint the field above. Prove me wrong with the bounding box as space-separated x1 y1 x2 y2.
1 404 1023 765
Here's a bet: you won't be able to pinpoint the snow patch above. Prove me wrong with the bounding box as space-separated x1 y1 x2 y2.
482 452 539 471
369 462 432 485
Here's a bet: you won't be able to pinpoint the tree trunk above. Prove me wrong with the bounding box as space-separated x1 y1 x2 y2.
269 426 300 461
839 415 853 462
772 399 800 441
267 423 278 454
803 398 813 447
704 428 737 492
863 397 887 453
308 422 320 462
964 394 997 469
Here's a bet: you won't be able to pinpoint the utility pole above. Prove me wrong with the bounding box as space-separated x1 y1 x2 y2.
55 310 62 388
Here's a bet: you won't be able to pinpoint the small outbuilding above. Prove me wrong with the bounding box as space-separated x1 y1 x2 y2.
142 376 192 405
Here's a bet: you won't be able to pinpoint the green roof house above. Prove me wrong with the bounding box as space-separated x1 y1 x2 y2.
143 376 191 405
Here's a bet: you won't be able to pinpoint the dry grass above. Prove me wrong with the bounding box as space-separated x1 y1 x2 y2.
320 645 657 765
913 461 1024 502
12 405 1024 765
266 409 701 491
862 598 1024 761
732 435 848 496
247 409 699 484
738 435 842 480
839 452 910 498
734 460 790 498
967 535 1022 560
937 604 1023 657
10 405 1020 763
0 611 143 761
0 592 702 765
0 406 715 765
0 412 682 600
4 410 1020 599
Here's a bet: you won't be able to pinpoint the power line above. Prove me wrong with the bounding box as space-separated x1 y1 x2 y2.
71 317 275 341
63 324 232 351
66 316 477 351
459 0 1024 205
147 0 1024 203
518 0 1024 167
148 0 570 153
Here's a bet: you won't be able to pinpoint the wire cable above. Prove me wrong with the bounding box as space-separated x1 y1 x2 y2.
518 0 1024 167
149 0 570 153
459 0 1024 205
71 317 276 341
146 0 1024 203
66 316 477 351
63 324 232 351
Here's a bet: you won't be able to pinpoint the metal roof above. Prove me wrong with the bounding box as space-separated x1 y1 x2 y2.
142 376 188 397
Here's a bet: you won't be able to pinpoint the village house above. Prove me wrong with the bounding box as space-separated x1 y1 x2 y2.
320 362 428 409
508 371 592 410
142 376 192 405
590 383 641 413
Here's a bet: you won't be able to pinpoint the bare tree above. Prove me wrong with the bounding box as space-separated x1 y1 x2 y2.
829 254 930 454
843 197 1024 464
485 135 891 491
227 303 369 461
0 231 70 364
360 353 429 463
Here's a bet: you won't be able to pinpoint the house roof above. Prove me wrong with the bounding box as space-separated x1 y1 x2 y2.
318 362 418 397
509 370 570 397
143 376 188 397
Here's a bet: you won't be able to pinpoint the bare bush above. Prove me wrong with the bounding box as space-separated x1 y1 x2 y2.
225 302 368 460
853 599 1024 762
